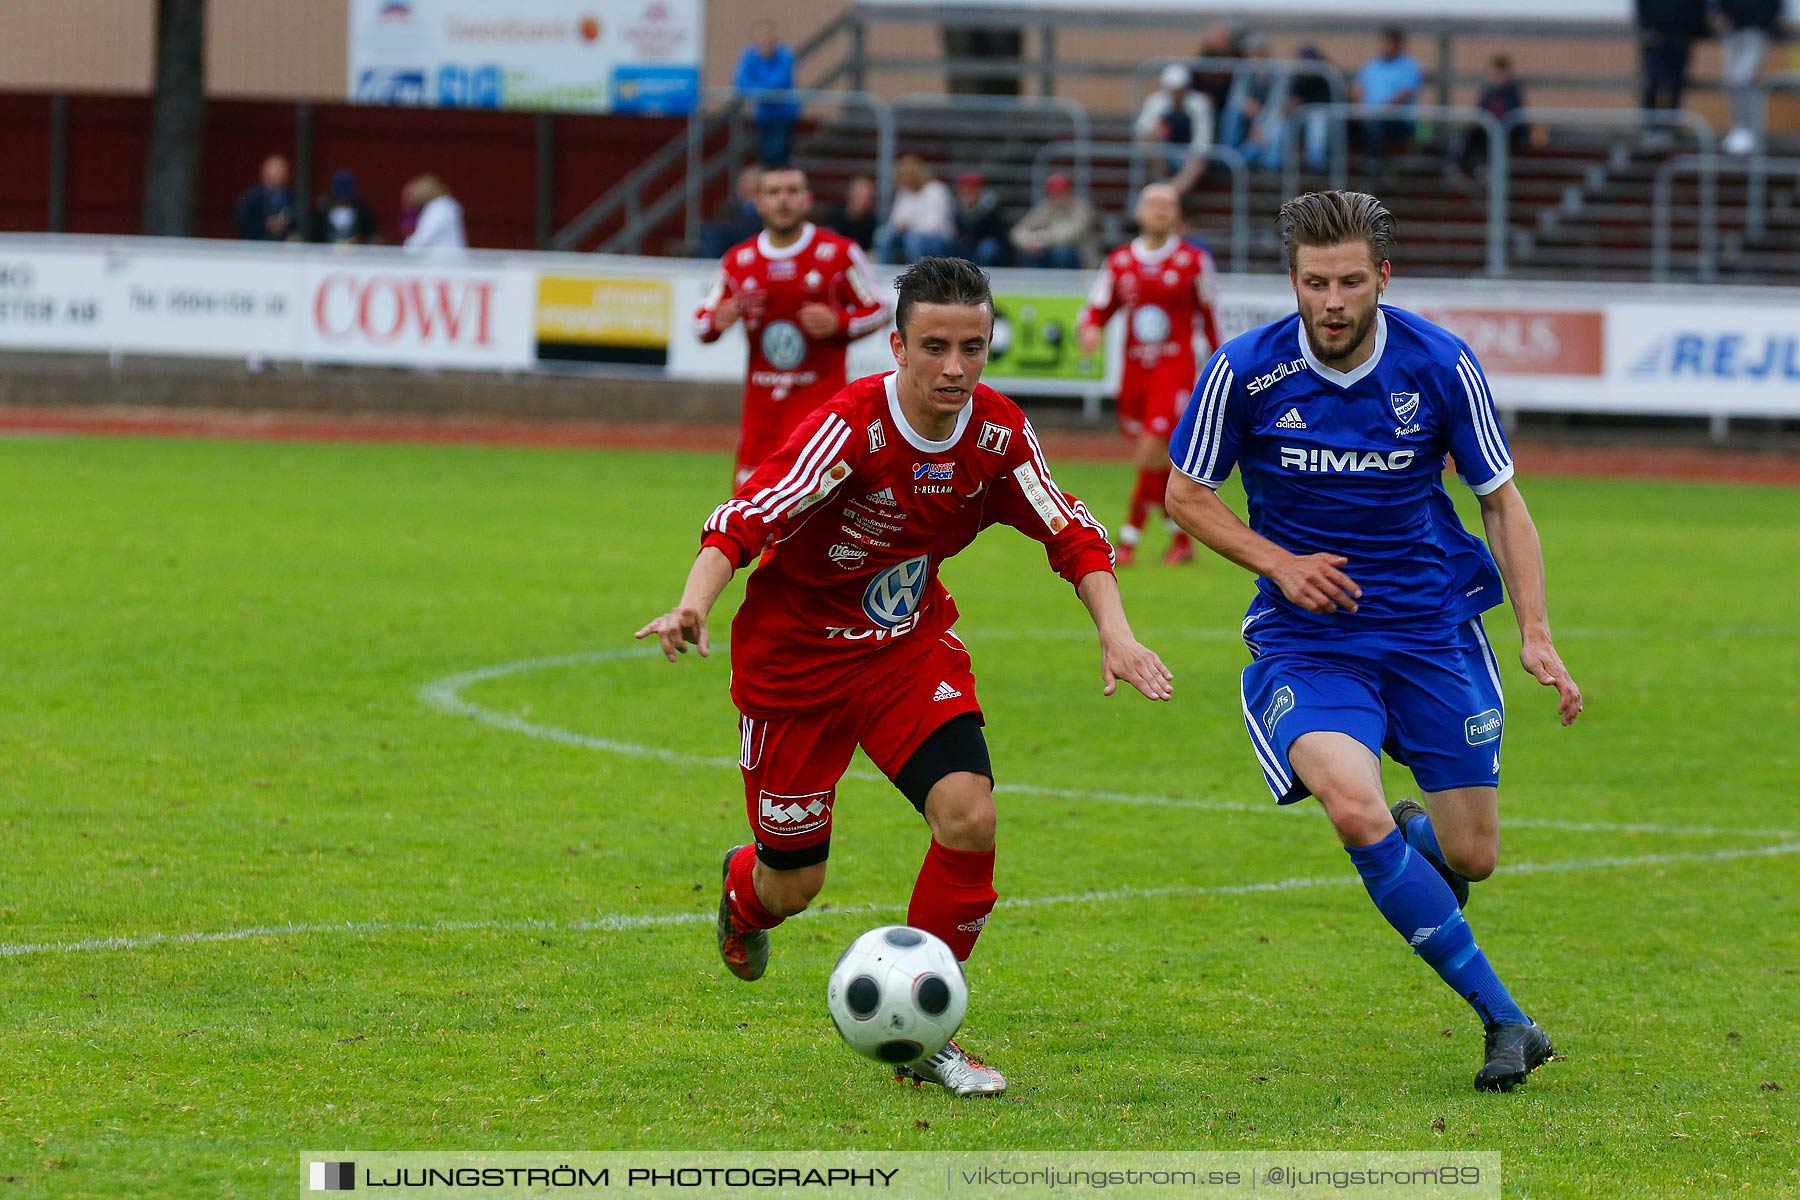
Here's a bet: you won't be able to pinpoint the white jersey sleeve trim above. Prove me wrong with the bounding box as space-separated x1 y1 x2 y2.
704 415 851 534
1455 351 1513 484
1464 463 1515 496
1174 354 1234 484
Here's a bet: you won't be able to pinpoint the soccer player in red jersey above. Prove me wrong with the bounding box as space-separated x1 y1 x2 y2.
694 166 892 486
1078 183 1223 566
639 258 1173 1096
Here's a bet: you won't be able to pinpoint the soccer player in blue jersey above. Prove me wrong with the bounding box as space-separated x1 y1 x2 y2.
1166 191 1583 1092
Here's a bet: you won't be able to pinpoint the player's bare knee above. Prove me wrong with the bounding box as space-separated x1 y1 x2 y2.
1446 842 1497 882
1314 785 1391 848
925 773 996 851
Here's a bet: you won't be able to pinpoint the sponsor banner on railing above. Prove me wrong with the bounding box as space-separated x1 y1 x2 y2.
0 250 109 352
1416 307 1605 378
3 238 1799 418
304 260 535 368
348 0 703 114
536 273 671 366
1606 304 1800 414
989 293 1103 383
113 251 305 358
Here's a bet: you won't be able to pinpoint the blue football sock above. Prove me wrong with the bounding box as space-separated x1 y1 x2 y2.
1346 829 1528 1027
1399 809 1453 876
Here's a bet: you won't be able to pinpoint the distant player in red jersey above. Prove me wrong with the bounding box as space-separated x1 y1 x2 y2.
694 166 891 486
639 258 1173 1096
1078 183 1223 565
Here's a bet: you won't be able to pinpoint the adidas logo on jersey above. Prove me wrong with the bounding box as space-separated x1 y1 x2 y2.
865 487 897 506
1275 408 1308 430
933 681 962 702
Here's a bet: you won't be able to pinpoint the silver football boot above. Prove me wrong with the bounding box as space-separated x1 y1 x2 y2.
894 1040 1007 1096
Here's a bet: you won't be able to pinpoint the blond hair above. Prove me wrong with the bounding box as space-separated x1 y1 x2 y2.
404 174 449 209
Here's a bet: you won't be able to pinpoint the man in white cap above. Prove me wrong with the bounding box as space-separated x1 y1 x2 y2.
1134 64 1215 193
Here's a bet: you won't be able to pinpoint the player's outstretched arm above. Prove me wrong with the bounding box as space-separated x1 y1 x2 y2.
1074 571 1174 701
634 546 736 663
1165 473 1362 614
1476 481 1583 726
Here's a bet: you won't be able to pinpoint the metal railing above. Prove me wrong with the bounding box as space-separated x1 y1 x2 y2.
1278 103 1510 276
1652 155 1800 282
1130 55 1349 119
1028 140 1250 274
893 93 1094 201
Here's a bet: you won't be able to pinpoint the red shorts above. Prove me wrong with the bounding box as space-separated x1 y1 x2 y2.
734 384 839 483
737 634 982 866
1117 362 1195 439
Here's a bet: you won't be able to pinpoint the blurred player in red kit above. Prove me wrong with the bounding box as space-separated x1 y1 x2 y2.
1078 183 1222 565
640 258 1173 1096
694 166 891 485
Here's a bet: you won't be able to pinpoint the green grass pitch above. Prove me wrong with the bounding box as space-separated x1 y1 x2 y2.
2 433 1795 1198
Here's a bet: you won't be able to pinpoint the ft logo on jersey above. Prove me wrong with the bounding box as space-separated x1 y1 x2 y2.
976 422 1012 455
1279 447 1418 474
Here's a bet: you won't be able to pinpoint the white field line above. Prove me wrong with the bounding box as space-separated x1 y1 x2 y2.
4 841 1798 959
417 647 1800 841
9 643 1790 961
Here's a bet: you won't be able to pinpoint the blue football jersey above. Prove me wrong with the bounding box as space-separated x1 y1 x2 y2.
1170 304 1513 627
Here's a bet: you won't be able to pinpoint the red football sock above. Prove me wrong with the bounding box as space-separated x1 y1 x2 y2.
726 844 783 931
1145 468 1171 517
907 839 997 962
1125 472 1152 534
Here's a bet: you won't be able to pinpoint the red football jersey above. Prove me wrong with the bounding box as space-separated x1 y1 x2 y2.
1079 237 1223 396
694 222 889 438
700 372 1115 717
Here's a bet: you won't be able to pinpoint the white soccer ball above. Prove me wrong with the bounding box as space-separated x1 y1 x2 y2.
825 925 968 1064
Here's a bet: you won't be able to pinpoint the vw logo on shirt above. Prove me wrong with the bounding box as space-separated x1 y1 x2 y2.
760 320 808 371
861 554 929 628
1131 304 1171 344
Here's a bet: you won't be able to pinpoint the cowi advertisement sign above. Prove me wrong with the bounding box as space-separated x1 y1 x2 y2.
0 240 533 370
2 237 1797 422
348 0 703 114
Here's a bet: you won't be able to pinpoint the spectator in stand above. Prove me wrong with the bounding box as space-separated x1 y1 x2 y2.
402 175 466 253
1219 35 1281 164
1190 24 1246 139
819 174 879 250
874 155 957 263
312 169 379 245
699 166 764 259
954 170 1010 267
234 155 300 242
1135 65 1214 194
1010 172 1097 270
1445 55 1527 184
1715 0 1783 154
1258 44 1336 173
1351 26 1424 172
734 19 800 168
1636 1 1710 128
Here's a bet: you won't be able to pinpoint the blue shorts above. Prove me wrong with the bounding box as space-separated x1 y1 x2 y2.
1238 604 1507 804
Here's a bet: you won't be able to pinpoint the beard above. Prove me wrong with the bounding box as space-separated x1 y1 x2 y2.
1303 306 1376 364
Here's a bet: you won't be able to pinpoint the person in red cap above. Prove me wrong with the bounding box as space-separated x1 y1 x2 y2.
1009 172 1097 270
1078 182 1222 565
953 169 1009 267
